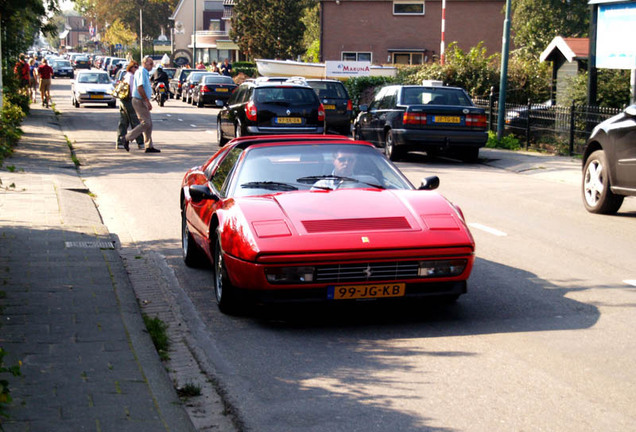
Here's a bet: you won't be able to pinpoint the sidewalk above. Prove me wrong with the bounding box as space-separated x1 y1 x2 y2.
0 106 196 431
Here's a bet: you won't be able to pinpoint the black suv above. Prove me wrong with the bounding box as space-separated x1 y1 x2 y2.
353 84 487 162
306 79 353 135
169 68 197 99
216 78 325 145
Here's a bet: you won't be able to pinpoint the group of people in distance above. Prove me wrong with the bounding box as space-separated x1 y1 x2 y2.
14 54 54 107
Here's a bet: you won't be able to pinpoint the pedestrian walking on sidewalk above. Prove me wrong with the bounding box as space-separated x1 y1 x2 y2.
28 58 38 103
117 61 145 151
37 59 54 108
125 56 161 153
14 54 30 96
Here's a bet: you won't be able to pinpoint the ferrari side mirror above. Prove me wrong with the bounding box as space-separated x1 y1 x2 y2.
418 176 440 190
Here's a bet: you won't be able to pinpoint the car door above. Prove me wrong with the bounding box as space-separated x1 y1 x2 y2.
357 87 388 145
613 106 636 190
221 85 244 136
372 87 398 146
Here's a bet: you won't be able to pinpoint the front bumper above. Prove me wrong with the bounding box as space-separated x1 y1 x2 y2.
77 93 115 104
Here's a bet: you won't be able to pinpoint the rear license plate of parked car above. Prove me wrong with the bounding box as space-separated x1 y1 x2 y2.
216 88 228 92
90 95 104 99
433 116 460 124
328 283 406 300
323 104 336 110
276 117 302 124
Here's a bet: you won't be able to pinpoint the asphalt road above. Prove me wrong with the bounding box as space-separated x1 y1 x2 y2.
53 78 636 431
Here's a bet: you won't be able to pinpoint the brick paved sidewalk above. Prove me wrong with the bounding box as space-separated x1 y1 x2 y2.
0 105 196 431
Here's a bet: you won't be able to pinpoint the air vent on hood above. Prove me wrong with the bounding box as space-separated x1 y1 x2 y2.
303 217 411 233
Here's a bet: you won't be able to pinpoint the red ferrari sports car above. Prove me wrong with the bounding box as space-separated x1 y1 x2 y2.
180 135 475 314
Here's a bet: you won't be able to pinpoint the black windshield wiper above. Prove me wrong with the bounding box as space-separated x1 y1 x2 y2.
296 175 384 190
240 181 298 191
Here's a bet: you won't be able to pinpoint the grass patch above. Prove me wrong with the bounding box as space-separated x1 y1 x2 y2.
176 382 202 398
142 314 170 361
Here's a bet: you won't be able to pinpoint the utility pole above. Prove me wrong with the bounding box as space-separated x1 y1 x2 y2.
192 0 197 64
496 0 512 140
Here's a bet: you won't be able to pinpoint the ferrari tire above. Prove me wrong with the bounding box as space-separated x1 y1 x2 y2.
181 210 206 267
217 119 228 146
582 149 624 214
213 232 240 314
385 130 404 161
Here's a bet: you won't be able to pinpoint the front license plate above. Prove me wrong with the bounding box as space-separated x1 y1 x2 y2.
324 104 336 110
90 94 104 99
434 116 460 124
328 283 406 300
276 117 302 124
216 88 228 92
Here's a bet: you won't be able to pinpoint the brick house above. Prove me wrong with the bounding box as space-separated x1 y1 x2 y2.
319 0 505 65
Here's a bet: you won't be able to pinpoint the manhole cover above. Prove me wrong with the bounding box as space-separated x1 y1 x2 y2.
65 241 115 249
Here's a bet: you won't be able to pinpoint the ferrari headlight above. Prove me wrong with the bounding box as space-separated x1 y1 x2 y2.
265 267 315 284
418 260 467 277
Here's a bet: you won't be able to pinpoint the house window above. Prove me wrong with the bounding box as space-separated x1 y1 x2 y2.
342 52 372 62
392 52 425 65
393 1 425 15
209 19 221 31
204 1 223 11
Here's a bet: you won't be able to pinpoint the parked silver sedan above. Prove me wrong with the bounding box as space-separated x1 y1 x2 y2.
71 70 116 108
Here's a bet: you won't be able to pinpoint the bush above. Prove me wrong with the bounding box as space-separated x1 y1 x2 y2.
344 76 396 108
562 69 631 109
234 61 256 78
486 131 522 150
0 98 27 167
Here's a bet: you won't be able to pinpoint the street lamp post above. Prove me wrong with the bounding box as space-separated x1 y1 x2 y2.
496 0 512 140
140 8 143 59
192 0 197 65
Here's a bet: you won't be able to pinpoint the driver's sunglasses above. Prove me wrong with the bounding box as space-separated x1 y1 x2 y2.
337 156 355 163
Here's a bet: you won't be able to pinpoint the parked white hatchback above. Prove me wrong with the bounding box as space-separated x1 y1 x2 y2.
70 70 116 108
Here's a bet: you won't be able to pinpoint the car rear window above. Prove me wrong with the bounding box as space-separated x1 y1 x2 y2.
254 87 318 105
308 82 349 99
204 76 235 84
401 87 473 106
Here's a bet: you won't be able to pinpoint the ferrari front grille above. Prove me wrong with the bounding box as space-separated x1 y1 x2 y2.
315 261 420 283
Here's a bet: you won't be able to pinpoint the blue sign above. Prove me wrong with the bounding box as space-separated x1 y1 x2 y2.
115 44 123 50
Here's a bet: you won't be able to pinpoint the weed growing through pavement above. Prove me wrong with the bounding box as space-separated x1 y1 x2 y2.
142 314 170 361
177 382 202 398
64 135 81 168
50 102 61 117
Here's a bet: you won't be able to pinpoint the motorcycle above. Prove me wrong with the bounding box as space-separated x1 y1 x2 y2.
153 82 168 107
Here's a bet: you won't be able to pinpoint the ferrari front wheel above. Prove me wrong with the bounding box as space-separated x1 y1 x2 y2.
213 232 240 314
181 210 206 267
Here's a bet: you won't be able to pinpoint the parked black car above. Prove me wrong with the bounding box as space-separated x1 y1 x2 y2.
504 100 554 132
353 84 488 162
216 78 325 145
169 68 197 100
582 104 636 214
306 79 353 135
182 72 218 104
192 75 237 107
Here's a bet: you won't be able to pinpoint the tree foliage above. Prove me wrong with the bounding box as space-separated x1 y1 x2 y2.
511 0 589 57
103 19 138 47
74 0 178 42
563 70 631 108
301 1 320 62
1 0 59 60
231 0 308 59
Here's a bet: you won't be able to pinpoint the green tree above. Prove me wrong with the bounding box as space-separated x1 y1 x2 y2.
1 0 59 60
103 19 138 47
563 70 631 108
231 0 307 60
301 1 320 62
511 0 589 57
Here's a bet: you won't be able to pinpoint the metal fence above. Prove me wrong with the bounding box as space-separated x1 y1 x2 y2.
473 96 622 155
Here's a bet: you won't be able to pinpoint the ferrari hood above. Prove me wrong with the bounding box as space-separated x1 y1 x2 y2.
232 189 474 255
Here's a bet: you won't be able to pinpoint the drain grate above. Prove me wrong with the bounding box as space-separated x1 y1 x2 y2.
65 241 115 249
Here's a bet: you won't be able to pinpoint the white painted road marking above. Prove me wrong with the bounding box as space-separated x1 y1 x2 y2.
178 118 183 122
190 124 197 128
206 130 215 135
625 280 636 287
468 223 507 237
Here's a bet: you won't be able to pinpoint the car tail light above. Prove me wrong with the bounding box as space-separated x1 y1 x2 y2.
403 112 427 125
318 103 325 122
246 101 257 121
466 114 487 128
346 99 353 111
202 85 210 92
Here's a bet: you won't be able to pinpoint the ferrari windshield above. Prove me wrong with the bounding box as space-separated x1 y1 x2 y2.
231 143 413 197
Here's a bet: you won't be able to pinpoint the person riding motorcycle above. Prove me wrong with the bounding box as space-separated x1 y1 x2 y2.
151 64 170 98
